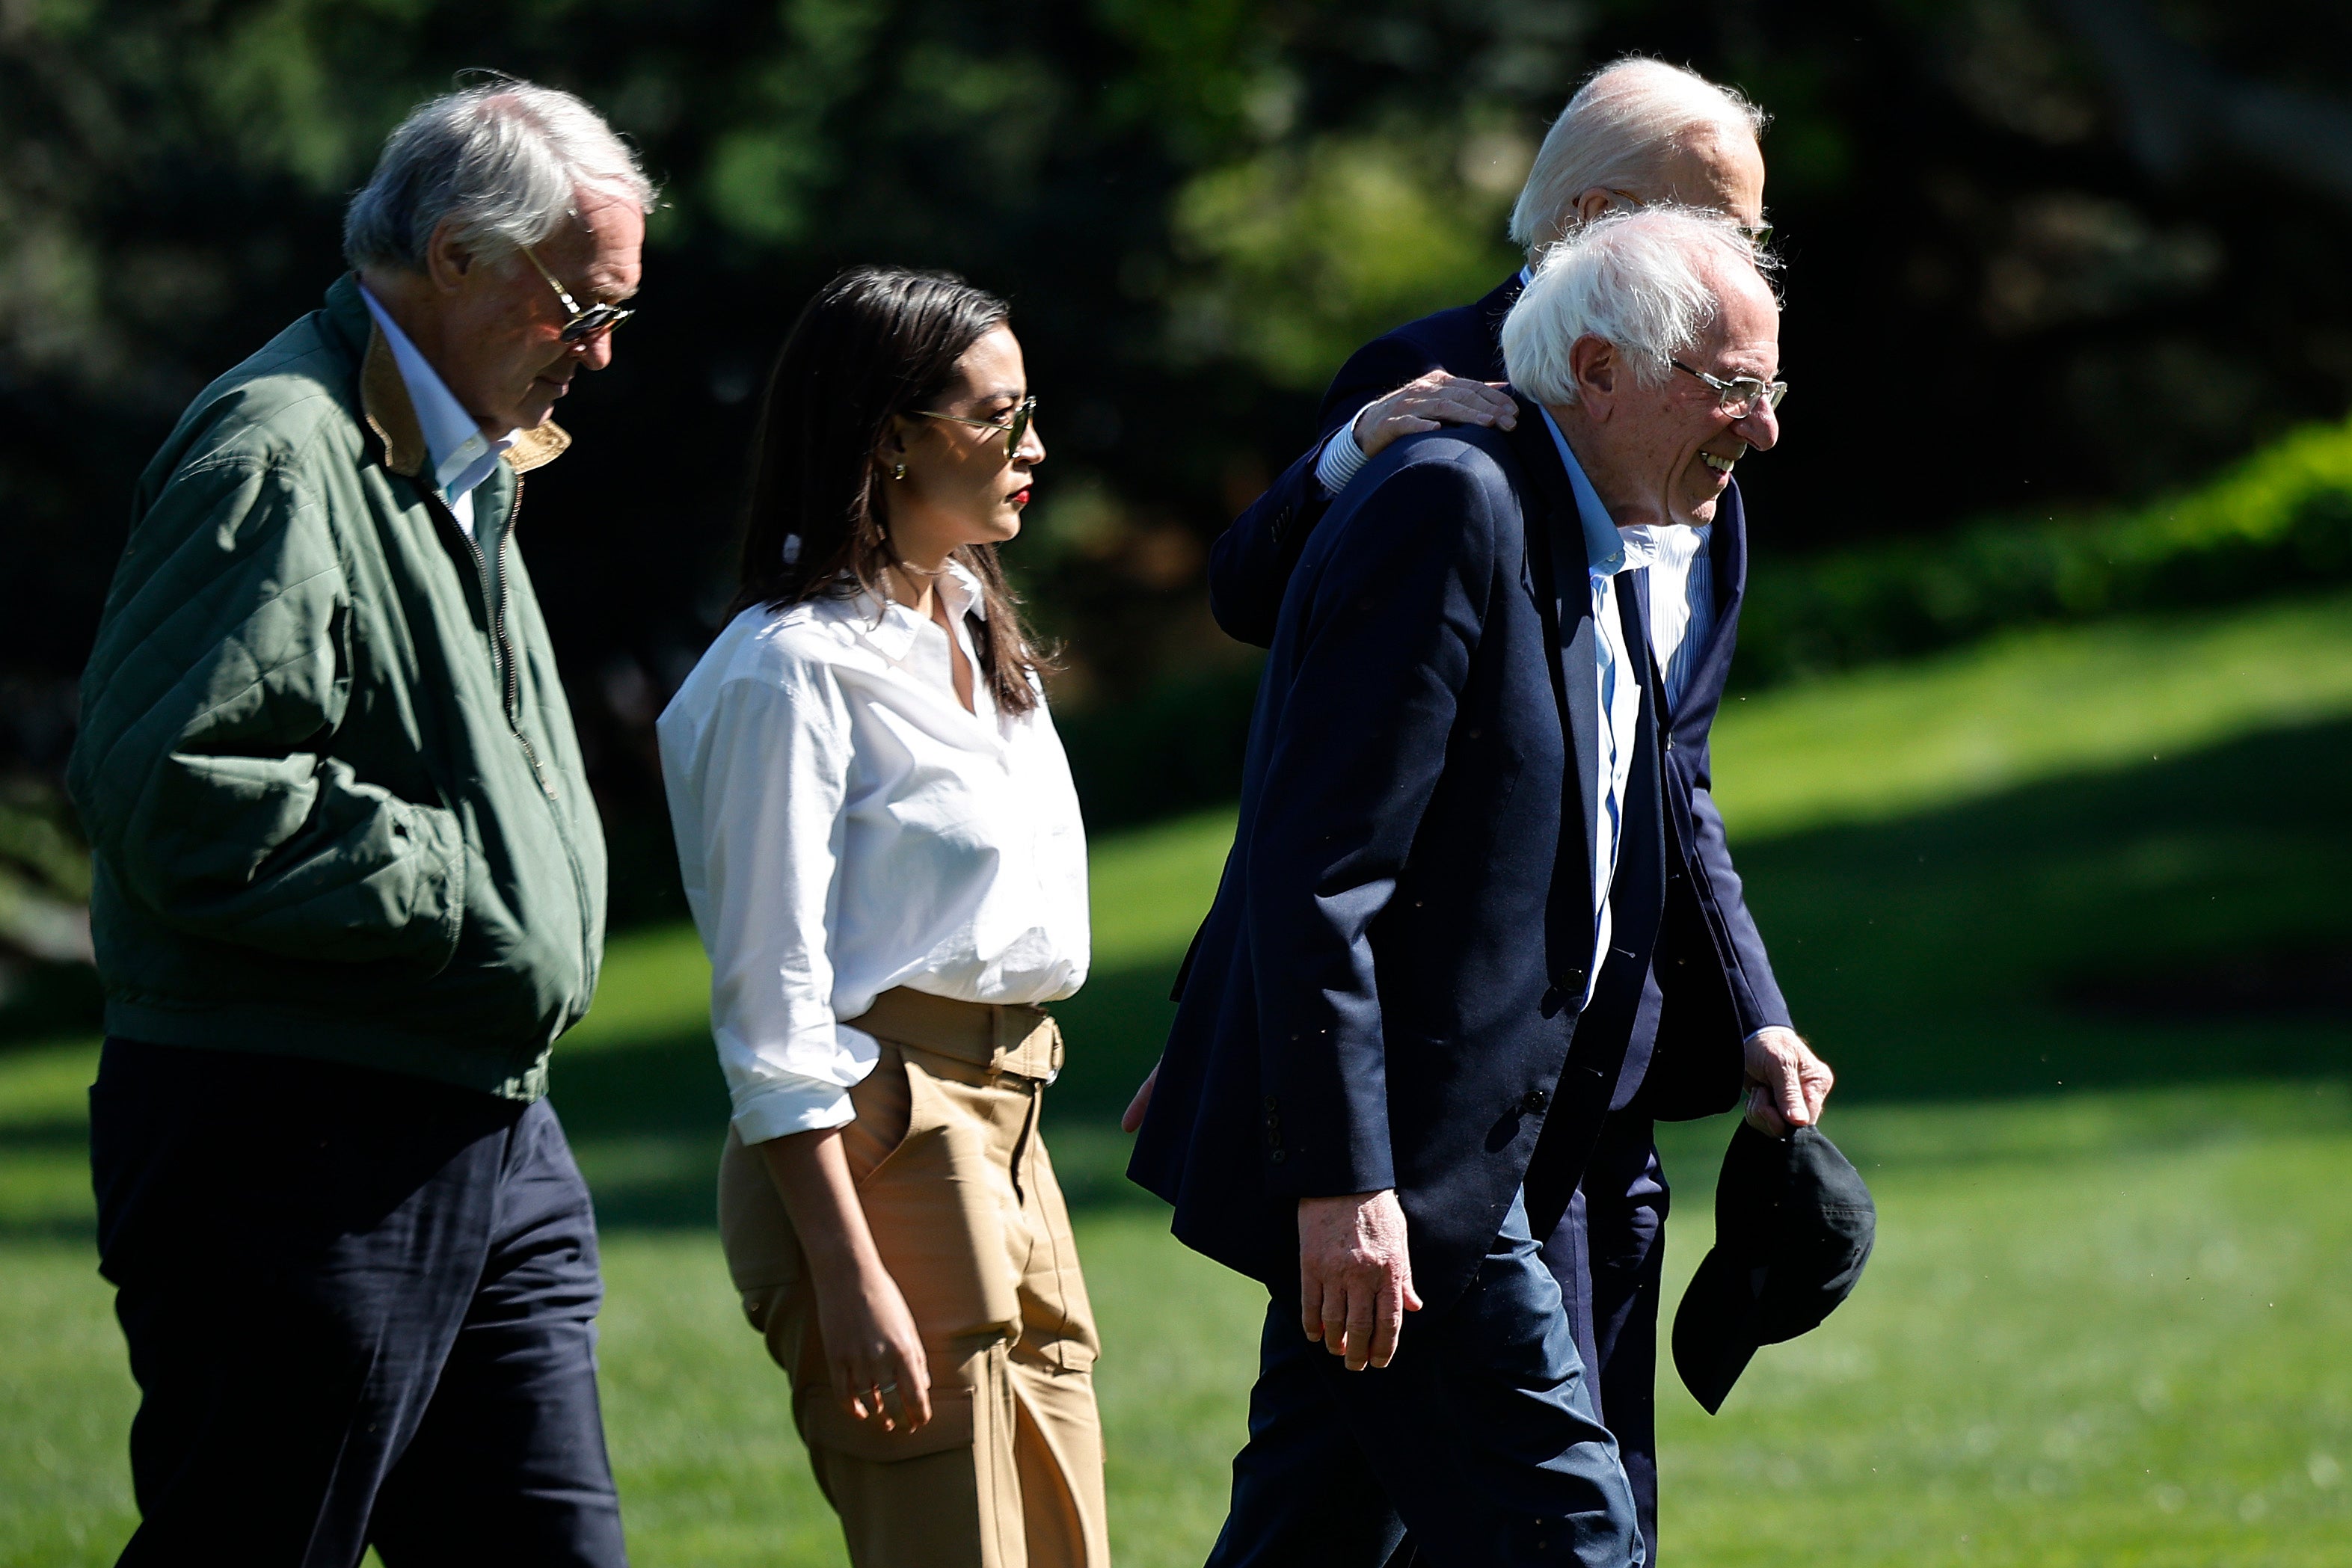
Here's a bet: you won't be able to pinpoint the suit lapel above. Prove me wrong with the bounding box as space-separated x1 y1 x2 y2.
1615 579 1666 946
1505 399 1603 980
1627 566 1661 701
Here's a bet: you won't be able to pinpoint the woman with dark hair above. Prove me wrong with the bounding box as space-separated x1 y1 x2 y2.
657 267 1105 1567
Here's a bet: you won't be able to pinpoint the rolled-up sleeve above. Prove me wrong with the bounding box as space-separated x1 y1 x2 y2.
665 667 877 1143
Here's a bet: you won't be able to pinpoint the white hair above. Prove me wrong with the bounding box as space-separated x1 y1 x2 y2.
1501 206 1769 406
1508 57 1768 253
343 80 655 272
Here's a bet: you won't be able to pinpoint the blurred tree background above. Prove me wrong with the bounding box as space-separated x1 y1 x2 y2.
8 10 2352 1561
7 0 2352 957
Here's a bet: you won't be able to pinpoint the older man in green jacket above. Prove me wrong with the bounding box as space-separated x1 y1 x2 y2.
68 79 648 1566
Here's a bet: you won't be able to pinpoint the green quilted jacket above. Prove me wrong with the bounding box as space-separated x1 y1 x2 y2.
67 275 607 1101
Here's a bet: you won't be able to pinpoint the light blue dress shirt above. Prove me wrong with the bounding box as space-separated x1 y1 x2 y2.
1538 407 1643 1007
357 284 516 538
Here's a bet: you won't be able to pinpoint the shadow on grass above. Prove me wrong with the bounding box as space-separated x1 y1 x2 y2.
13 716 2336 1240
1733 714 2352 1101
1048 714 2352 1126
563 715 2352 1229
0 1117 94 1153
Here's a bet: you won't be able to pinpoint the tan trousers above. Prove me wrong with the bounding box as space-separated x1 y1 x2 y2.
718 989 1109 1568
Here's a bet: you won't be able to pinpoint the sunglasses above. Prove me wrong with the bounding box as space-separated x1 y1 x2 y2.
519 244 634 342
910 395 1037 460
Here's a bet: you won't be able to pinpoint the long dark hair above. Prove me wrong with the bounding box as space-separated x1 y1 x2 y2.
732 265 1049 716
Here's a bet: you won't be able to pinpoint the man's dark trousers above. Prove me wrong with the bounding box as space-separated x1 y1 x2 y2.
1550 1119 1667 1558
1206 1193 1638 1568
90 1038 627 1567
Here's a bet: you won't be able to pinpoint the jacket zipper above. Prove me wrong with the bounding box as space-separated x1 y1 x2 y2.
480 478 603 1025
436 477 603 1058
464 478 554 800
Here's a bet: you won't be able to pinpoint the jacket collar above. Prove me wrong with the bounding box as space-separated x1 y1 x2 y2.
325 274 571 481
1473 270 1527 375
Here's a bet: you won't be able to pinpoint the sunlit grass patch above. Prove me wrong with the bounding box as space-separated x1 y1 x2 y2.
4 587 2350 1564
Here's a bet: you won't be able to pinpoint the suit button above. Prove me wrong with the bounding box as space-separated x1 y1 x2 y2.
1264 1095 1279 1111
1270 1149 1287 1163
1521 1088 1549 1113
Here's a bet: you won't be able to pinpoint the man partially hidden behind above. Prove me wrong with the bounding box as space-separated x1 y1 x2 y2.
67 81 649 1565
1131 207 1788 1566
1131 56 1834 1562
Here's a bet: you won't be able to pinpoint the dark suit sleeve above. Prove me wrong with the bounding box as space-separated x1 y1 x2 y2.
1205 333 1455 648
1244 453 1499 1198
1206 445 1327 648
1686 769 1793 1035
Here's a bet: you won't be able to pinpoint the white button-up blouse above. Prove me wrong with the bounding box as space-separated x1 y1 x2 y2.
657 563 1090 1143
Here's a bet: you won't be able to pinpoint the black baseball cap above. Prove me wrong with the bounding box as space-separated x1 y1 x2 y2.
1671 1122 1876 1415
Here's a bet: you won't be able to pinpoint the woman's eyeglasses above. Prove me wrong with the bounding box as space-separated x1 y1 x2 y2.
520 244 635 342
911 396 1037 459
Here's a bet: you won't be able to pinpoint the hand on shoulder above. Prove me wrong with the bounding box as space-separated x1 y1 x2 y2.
1352 372 1518 461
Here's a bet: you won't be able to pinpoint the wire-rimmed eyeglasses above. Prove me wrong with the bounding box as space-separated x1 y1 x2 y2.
520 244 634 342
910 395 1037 460
1671 360 1788 419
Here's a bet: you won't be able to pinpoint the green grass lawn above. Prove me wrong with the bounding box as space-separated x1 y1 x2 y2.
4 588 2350 1566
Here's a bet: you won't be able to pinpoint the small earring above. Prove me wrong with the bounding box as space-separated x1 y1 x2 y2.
891 462 908 481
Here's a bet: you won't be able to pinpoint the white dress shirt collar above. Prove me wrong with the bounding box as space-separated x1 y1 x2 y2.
853 557 988 662
837 559 1006 735
1616 522 1710 574
356 283 518 510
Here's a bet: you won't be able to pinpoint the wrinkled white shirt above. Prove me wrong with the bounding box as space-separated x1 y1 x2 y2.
657 563 1090 1143
1618 521 1716 715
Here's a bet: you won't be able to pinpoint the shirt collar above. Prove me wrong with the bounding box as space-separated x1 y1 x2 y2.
852 557 989 663
1536 406 1630 577
357 283 517 503
1616 521 1712 575
935 556 987 623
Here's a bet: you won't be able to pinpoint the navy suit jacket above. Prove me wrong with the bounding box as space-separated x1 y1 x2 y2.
1130 409 1666 1310
1206 274 1791 1119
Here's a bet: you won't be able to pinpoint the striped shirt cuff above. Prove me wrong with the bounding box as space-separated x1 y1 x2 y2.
1312 405 1379 496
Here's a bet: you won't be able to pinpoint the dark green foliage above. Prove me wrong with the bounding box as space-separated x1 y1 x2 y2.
1738 412 2352 686
10 0 2352 909
1055 660 1262 831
